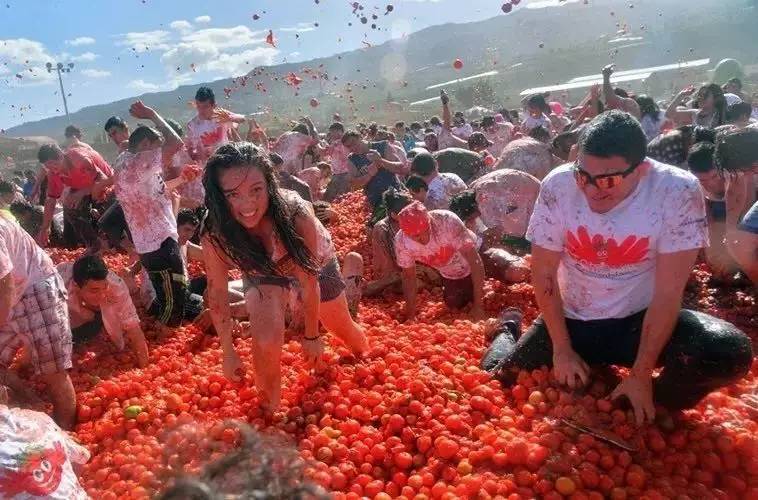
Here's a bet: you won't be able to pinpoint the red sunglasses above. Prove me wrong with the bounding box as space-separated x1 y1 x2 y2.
573 161 641 190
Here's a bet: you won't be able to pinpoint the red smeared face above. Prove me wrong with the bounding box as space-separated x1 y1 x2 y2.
196 99 215 120
0 442 67 497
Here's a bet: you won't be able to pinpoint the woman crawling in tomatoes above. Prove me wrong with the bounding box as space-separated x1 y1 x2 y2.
200 142 368 413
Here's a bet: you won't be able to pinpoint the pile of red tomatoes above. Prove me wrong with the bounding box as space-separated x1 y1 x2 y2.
41 192 756 499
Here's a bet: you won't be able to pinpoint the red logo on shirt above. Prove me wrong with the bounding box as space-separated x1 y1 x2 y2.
419 245 456 268
200 126 225 147
0 441 67 497
566 226 649 267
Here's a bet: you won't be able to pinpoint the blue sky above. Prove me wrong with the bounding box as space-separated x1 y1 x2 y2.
0 0 582 130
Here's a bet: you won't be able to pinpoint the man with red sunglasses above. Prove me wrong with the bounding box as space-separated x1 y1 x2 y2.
484 111 752 425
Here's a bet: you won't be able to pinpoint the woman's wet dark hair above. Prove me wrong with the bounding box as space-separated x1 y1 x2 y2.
694 83 727 126
203 142 318 276
635 95 660 122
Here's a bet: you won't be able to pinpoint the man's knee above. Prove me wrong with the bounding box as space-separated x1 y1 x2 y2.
683 310 753 380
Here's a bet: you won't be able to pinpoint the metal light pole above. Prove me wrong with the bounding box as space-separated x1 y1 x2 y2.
46 61 74 116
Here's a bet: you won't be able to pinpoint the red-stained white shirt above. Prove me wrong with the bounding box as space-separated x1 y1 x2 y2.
526 159 708 320
395 210 480 280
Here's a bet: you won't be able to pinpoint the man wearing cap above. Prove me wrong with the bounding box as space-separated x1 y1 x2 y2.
395 202 486 321
410 153 467 211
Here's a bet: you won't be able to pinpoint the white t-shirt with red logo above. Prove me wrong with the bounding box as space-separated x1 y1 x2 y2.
526 159 708 321
0 406 89 499
185 116 231 160
395 210 480 280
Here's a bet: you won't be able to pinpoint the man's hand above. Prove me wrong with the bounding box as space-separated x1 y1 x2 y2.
611 372 656 425
129 100 156 120
180 163 202 182
440 89 450 105
212 108 234 123
602 64 615 79
552 346 590 389
302 337 325 371
193 309 214 332
222 349 245 382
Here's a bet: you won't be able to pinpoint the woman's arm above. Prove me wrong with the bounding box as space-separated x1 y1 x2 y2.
201 236 244 381
665 87 698 126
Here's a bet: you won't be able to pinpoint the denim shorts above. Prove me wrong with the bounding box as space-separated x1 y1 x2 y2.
243 257 346 303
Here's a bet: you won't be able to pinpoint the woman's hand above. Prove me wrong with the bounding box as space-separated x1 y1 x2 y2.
222 348 245 382
302 336 325 371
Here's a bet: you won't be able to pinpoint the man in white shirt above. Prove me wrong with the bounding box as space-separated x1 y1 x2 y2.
57 255 149 367
395 202 486 321
0 214 76 429
410 152 467 211
185 87 242 165
484 111 752 424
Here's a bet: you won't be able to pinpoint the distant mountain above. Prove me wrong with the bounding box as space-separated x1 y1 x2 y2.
4 0 755 142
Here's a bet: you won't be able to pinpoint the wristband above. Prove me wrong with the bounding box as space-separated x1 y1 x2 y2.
304 335 321 341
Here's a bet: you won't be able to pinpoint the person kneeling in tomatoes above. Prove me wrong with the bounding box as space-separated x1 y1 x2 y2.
483 111 752 425
0 213 76 429
57 254 149 368
395 201 486 321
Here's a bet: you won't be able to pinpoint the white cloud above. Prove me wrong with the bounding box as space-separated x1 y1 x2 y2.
170 20 193 33
280 22 316 33
160 41 219 73
81 68 111 78
116 30 172 52
205 47 279 76
0 38 56 85
290 51 301 57
128 79 162 92
0 38 53 64
66 36 96 46
71 52 98 62
181 26 265 50
194 15 211 24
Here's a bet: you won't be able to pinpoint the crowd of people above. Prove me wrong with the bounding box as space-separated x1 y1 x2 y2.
0 64 757 496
